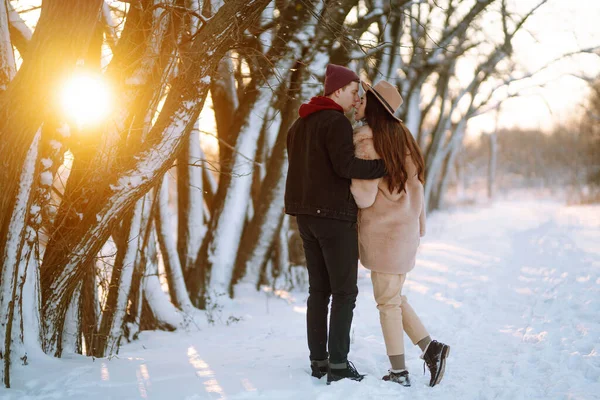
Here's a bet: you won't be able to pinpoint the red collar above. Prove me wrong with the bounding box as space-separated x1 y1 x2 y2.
299 96 344 118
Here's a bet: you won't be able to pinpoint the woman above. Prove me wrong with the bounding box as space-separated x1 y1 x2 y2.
351 81 450 387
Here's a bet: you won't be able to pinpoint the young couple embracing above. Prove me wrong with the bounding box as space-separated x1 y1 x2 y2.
284 64 450 387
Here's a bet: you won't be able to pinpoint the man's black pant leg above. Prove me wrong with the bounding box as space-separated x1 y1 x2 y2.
317 218 359 365
297 215 359 366
297 215 331 362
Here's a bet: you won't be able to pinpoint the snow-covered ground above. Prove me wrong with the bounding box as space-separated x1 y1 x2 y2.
4 200 599 399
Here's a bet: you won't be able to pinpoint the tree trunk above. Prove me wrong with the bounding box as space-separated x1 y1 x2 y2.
6 2 32 57
0 0 16 91
202 148 218 213
18 237 42 359
143 227 184 330
61 284 82 355
428 119 467 211
79 260 97 356
0 131 40 388
38 126 68 235
177 124 205 274
156 174 194 312
405 77 423 136
124 192 155 343
94 199 144 358
211 55 239 166
271 216 291 290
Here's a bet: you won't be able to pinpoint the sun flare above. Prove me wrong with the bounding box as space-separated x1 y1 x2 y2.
60 74 112 127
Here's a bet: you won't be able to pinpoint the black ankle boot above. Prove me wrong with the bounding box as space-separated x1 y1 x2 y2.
310 360 328 379
326 361 365 384
422 340 450 387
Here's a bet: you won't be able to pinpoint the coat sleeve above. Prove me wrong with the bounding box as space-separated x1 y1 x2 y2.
350 179 380 208
325 115 387 179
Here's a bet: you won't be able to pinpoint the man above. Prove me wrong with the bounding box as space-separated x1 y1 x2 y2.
284 64 386 384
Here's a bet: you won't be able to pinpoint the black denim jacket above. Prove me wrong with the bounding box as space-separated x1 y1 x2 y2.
284 109 386 222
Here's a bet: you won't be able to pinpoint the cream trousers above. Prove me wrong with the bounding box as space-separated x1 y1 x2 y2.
371 271 429 356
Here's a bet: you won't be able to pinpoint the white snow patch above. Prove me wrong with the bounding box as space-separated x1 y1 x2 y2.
57 124 70 138
40 158 53 169
39 171 53 186
118 175 143 188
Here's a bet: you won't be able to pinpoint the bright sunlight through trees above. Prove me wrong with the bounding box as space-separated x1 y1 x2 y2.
60 73 111 127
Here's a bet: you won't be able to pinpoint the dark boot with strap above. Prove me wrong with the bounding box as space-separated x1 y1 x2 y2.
326 361 365 384
422 340 450 387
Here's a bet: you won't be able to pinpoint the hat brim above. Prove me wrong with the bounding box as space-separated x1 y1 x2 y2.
361 81 403 122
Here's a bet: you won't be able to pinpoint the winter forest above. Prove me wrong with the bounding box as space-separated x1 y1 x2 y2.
1 0 599 398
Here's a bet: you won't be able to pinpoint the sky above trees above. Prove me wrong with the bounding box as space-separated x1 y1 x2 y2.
11 0 599 135
468 0 600 135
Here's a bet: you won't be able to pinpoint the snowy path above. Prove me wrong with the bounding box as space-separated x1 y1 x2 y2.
4 200 600 399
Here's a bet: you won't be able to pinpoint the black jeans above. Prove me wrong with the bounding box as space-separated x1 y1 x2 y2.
297 214 359 365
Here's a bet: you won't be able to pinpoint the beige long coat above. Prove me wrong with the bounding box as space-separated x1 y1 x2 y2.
350 125 426 275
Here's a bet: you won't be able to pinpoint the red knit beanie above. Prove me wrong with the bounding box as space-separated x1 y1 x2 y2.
323 64 360 96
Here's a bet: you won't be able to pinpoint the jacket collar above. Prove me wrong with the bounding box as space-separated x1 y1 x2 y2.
299 96 344 118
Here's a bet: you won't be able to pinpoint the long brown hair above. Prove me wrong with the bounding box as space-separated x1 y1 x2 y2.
364 91 425 193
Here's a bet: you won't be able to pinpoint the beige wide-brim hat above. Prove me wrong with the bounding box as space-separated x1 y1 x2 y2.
361 80 403 122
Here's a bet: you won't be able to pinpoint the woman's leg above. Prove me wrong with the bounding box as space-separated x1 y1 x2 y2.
400 293 430 351
371 271 406 369
398 275 451 387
